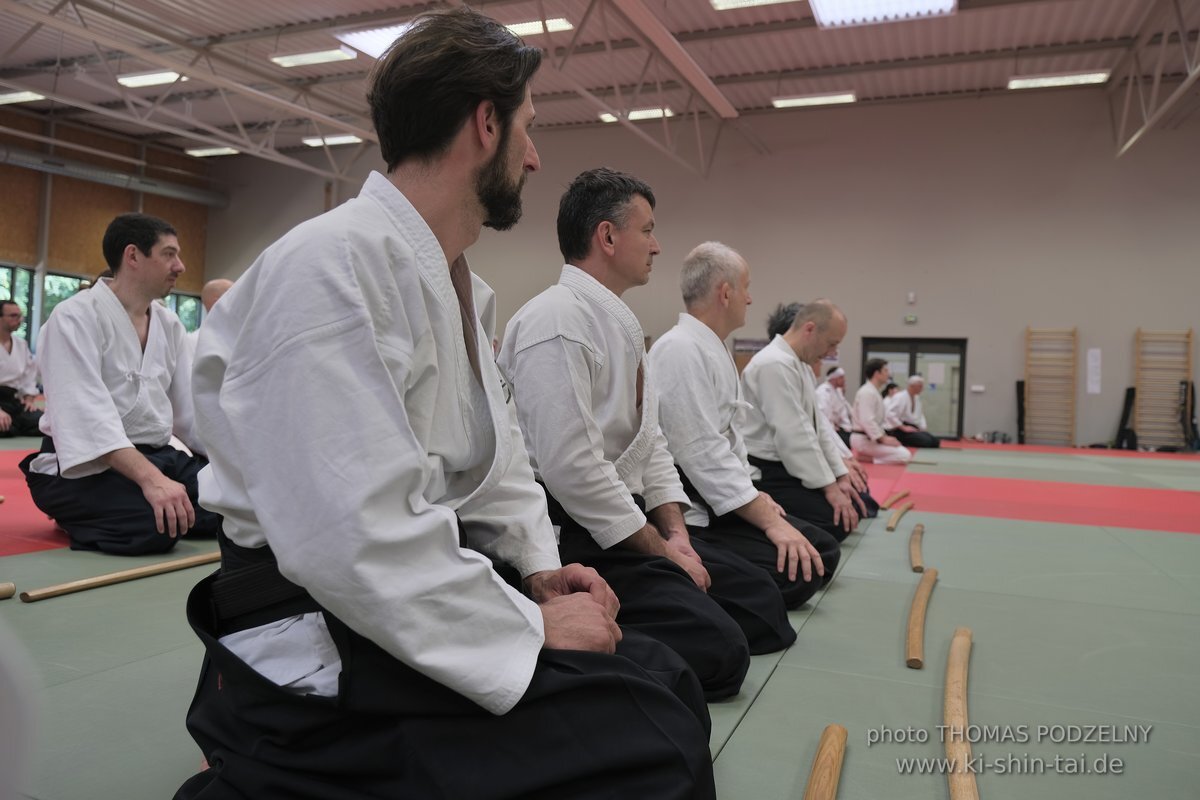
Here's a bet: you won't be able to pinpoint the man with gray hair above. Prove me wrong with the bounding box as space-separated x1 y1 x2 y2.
651 242 839 612
886 373 941 448
741 300 867 540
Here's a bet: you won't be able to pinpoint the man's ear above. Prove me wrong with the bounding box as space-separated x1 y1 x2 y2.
473 100 500 154
123 243 140 269
597 221 616 255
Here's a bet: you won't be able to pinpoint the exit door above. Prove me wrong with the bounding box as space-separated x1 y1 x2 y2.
861 337 967 439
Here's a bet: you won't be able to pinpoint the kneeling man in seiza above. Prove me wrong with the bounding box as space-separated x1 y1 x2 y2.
650 242 839 608
20 213 220 555
500 169 796 701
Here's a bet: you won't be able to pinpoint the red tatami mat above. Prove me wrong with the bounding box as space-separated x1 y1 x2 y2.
0 450 68 555
881 471 1200 535
943 440 1200 461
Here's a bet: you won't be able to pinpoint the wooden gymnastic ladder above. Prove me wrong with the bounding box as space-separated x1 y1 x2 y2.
1134 328 1193 450
1024 327 1077 446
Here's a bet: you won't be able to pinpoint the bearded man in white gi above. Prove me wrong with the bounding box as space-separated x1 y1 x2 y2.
650 242 838 608
19 214 220 555
500 169 795 701
175 12 713 800
741 300 867 541
886 373 941 448
853 358 914 464
0 299 41 437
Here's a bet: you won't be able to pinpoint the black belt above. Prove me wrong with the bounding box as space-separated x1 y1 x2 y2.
210 533 321 636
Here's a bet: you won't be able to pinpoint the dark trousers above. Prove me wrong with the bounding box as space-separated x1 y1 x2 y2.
889 428 941 448
20 439 221 555
749 456 859 542
676 468 840 607
178 572 716 800
836 428 852 448
0 386 41 437
546 491 774 700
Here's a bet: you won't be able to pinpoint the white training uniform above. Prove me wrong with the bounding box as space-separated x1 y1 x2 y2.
0 334 38 398
851 381 912 464
192 171 560 715
888 389 928 430
497 265 690 549
648 313 758 527
815 380 852 435
29 279 199 478
740 336 848 490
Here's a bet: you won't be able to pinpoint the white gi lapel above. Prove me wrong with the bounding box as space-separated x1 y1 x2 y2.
559 267 657 483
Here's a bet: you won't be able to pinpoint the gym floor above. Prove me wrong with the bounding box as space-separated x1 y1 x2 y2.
2 437 1198 800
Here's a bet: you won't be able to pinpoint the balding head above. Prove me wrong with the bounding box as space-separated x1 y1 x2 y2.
785 298 847 364
201 279 233 312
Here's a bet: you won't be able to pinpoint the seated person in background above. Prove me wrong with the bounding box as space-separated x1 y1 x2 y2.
0 300 42 437
886 374 941 448
651 242 837 610
882 382 903 430
852 359 914 464
741 300 865 541
816 366 854 447
500 168 796 700
20 213 220 555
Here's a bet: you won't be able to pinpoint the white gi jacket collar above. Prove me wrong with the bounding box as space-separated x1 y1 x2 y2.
359 171 512 508
557 264 656 485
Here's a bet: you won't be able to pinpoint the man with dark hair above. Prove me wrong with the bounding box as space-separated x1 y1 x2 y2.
177 13 713 799
766 301 801 339
853 358 913 464
19 213 220 554
741 300 866 540
0 300 41 437
650 242 838 609
500 169 795 703
886 374 941 448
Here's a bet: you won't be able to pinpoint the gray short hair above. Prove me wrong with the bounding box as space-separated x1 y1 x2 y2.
680 241 745 308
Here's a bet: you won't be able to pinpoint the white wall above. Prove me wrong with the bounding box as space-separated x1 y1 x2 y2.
207 88 1200 446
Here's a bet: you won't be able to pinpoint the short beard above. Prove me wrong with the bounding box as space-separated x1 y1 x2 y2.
476 127 525 231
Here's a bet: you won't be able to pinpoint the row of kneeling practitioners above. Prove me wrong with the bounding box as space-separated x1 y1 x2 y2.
17 9 932 799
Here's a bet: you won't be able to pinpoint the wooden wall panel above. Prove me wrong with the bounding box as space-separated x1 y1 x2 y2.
54 125 138 172
0 164 42 266
143 194 207 293
47 177 135 277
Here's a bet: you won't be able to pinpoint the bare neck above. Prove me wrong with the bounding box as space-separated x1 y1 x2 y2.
388 164 481 267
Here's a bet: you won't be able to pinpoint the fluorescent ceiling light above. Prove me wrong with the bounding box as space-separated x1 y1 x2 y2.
270 45 357 68
335 23 415 59
185 146 239 157
1007 71 1110 90
599 107 675 123
772 91 857 108
506 18 574 37
117 70 188 88
0 90 45 105
710 0 798 10
805 0 956 28
302 134 364 147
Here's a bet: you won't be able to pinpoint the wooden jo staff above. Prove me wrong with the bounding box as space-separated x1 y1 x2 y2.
802 724 848 800
886 501 914 531
944 627 980 800
904 568 938 669
880 489 909 509
19 551 220 603
909 523 925 572
0 582 15 601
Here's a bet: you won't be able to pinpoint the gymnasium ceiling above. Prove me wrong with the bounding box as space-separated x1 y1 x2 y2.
1 0 1197 182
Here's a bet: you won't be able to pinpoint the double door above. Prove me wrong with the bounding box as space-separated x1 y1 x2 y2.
861 337 967 439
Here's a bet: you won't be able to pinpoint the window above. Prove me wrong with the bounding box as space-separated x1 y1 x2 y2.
0 264 35 339
43 273 88 323
165 292 202 332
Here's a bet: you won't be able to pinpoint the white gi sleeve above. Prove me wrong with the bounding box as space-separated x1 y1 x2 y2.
14 340 39 397
169 328 205 457
37 310 134 478
653 345 757 517
210 317 545 716
505 336 646 549
857 389 887 441
640 425 692 513
750 359 837 490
